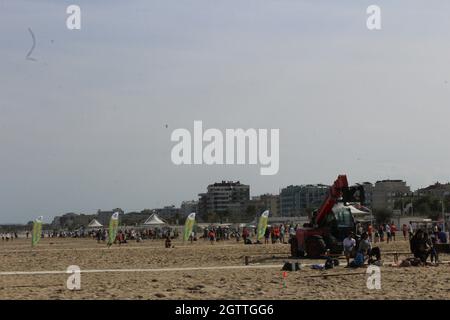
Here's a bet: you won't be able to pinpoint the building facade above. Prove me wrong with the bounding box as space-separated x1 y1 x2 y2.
180 200 199 216
198 181 250 220
248 194 280 217
360 182 374 209
154 205 180 219
372 180 411 211
417 182 450 198
280 184 329 216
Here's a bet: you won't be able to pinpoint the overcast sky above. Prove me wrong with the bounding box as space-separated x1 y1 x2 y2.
1 1 450 223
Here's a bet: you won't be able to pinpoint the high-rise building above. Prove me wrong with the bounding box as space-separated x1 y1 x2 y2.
372 180 411 211
360 182 374 208
198 181 250 219
280 184 329 216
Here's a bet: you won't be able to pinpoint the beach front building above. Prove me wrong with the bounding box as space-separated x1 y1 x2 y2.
247 194 280 217
280 184 329 216
198 181 250 221
416 182 450 199
372 180 411 212
180 200 199 216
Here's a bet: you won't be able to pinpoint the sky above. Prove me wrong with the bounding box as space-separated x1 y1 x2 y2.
1 0 450 224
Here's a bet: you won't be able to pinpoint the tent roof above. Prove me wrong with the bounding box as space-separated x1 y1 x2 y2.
143 213 166 225
87 219 103 228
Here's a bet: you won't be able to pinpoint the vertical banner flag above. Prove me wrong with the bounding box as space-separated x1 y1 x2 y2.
183 212 196 242
32 216 43 247
257 210 269 241
108 212 119 246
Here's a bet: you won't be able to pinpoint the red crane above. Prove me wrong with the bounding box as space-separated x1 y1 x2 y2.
290 174 365 258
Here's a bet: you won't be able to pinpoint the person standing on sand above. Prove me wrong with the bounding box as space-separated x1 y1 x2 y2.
289 225 295 239
402 224 408 240
391 222 397 241
385 223 391 243
273 226 280 244
264 227 270 244
165 235 172 248
367 224 373 242
208 229 215 244
378 225 384 242
408 221 414 240
242 227 249 243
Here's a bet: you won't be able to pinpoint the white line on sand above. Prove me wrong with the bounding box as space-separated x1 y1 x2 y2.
0 264 284 276
0 243 256 253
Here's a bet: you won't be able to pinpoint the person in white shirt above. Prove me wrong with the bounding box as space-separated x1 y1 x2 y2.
408 221 414 239
343 232 356 266
385 223 391 243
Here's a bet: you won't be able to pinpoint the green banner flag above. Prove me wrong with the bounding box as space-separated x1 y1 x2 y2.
107 212 119 246
257 210 269 241
32 216 43 247
183 212 196 242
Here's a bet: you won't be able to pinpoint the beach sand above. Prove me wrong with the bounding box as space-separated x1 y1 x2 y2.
1 237 449 299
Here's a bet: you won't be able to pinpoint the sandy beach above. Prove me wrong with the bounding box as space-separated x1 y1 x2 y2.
0 237 449 300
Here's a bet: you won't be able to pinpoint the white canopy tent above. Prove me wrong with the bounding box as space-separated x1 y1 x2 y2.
87 219 103 228
143 213 167 226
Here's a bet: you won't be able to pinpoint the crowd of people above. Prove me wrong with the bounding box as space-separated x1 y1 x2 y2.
0 232 18 241
342 231 382 268
93 227 180 244
195 223 301 245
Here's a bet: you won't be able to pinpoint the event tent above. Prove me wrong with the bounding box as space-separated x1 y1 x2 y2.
143 213 167 226
87 219 103 228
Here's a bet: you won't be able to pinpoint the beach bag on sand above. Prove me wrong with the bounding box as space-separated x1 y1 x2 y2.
282 262 300 271
311 264 325 270
324 258 339 269
399 257 421 267
399 260 411 267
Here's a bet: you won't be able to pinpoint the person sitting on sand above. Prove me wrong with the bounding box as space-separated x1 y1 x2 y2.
410 229 431 264
368 247 382 266
438 228 447 243
350 251 365 268
358 232 374 264
343 232 356 266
